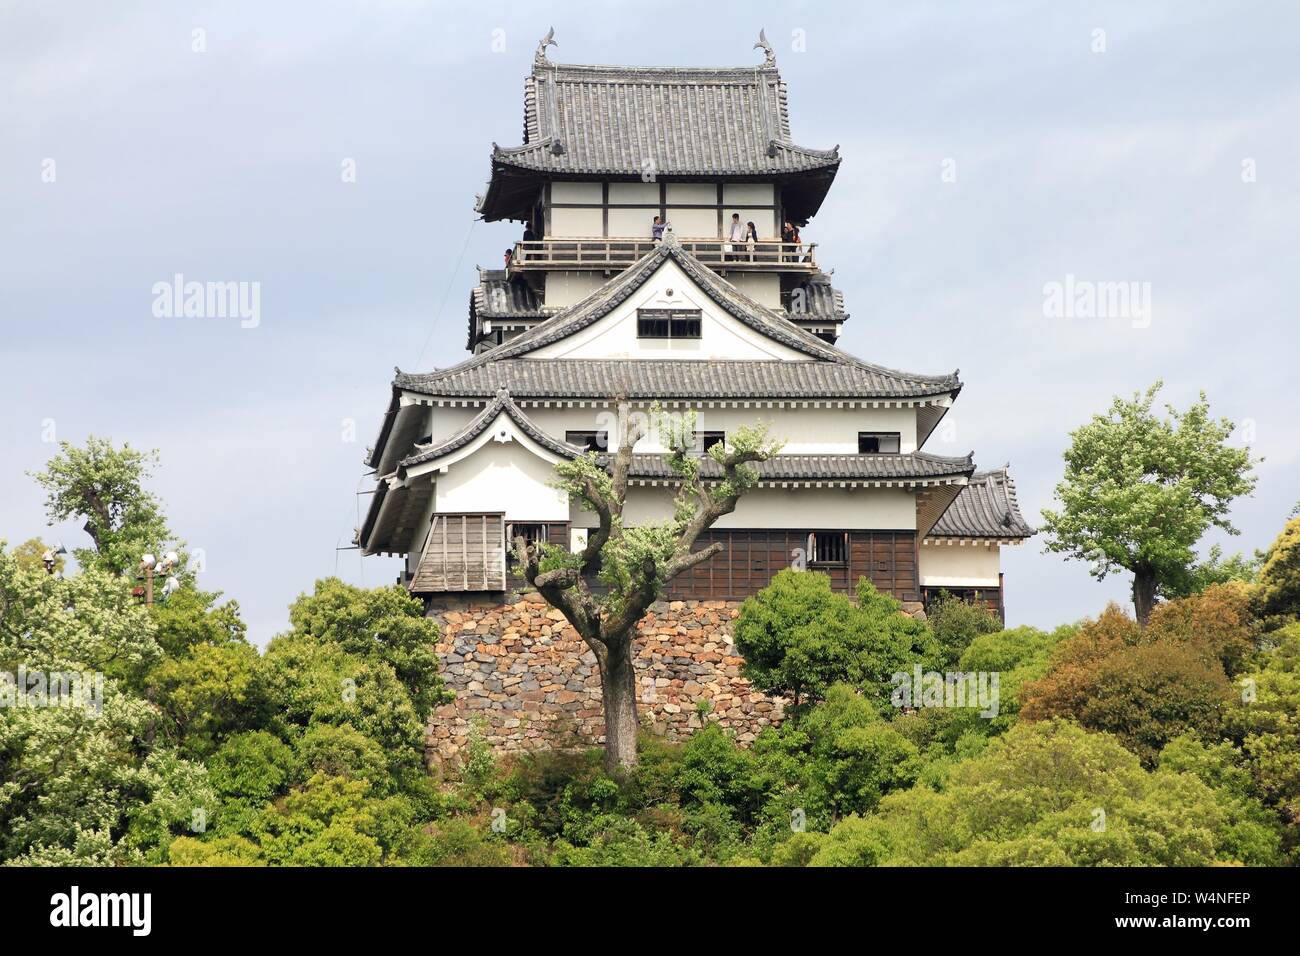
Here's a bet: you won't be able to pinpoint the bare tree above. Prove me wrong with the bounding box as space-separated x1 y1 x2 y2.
514 404 780 771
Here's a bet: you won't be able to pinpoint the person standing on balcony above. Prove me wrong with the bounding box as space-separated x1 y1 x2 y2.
725 213 744 259
745 220 759 261
652 215 666 242
782 220 803 262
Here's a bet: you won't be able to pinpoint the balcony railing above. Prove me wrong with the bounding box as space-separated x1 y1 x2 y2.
509 237 817 273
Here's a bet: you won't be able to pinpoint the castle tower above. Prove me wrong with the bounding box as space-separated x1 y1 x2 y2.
359 33 1032 618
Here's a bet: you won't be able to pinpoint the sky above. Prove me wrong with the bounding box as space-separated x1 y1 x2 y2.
2 1 1297 645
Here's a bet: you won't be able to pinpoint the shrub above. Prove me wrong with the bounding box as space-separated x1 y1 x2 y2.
1146 582 1256 676
927 592 1001 666
1258 517 1300 621
810 720 1281 866
1022 641 1232 763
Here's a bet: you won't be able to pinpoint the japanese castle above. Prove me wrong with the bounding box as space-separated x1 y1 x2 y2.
359 32 1033 617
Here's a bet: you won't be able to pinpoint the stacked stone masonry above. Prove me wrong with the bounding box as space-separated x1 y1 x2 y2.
425 593 785 762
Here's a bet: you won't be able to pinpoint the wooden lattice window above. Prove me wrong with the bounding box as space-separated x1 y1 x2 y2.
808 531 848 566
637 308 702 339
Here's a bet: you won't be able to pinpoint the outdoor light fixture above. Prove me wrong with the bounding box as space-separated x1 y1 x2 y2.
136 550 180 605
41 541 67 575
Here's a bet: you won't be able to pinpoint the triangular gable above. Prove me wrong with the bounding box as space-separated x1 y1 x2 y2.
396 239 959 401
500 237 847 361
527 257 808 361
397 389 584 479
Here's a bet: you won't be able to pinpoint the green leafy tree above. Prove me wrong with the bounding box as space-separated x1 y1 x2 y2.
29 437 178 576
254 579 446 782
1183 544 1262 594
925 591 1001 667
0 542 213 865
734 569 865 706
282 577 446 722
733 571 938 709
516 405 780 770
894 624 1074 755
140 583 258 758
1040 382 1257 624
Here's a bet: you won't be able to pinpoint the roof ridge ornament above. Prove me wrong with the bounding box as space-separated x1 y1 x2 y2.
754 29 776 67
661 226 681 251
535 27 557 65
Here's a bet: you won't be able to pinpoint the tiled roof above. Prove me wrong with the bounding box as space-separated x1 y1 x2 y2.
787 273 848 323
928 468 1035 539
468 268 547 349
399 389 584 470
476 39 841 222
624 451 974 482
496 61 839 178
399 359 953 401
473 269 545 318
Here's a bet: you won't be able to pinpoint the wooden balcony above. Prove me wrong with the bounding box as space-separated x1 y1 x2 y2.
509 237 818 273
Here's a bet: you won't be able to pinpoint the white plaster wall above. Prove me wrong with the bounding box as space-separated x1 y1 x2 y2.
723 183 774 205
543 271 605 308
550 206 604 237
527 259 808 361
665 207 718 236
918 542 1002 587
609 182 658 204
608 207 656 237
666 183 715 204
726 273 781 308
523 404 919 455
573 484 917 530
551 182 601 204
422 404 484 445
434 440 570 521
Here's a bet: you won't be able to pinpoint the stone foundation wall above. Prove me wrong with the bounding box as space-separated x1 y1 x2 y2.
425 593 785 763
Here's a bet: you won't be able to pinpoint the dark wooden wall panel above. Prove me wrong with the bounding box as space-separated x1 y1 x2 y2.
664 529 919 602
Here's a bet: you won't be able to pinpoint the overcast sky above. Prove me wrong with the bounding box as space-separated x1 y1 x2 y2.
3 1 1296 644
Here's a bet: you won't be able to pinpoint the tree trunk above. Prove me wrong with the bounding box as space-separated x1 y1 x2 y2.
598 638 640 772
1132 567 1158 626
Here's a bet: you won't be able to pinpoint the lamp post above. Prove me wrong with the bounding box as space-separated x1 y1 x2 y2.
136 551 180 606
42 542 67 576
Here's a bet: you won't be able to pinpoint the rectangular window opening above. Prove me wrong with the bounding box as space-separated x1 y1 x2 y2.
695 431 726 454
507 523 548 547
565 430 609 453
637 308 702 339
858 432 902 454
808 531 848 566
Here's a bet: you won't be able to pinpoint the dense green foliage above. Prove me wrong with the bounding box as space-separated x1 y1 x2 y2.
6 436 1299 867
